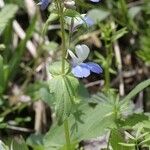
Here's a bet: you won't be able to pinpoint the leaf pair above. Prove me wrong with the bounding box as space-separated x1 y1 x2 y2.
48 61 79 124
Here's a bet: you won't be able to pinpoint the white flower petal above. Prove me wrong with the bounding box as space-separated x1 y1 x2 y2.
68 49 79 63
75 44 90 61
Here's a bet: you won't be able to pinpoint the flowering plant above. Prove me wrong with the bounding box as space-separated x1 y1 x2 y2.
68 44 102 78
0 0 150 150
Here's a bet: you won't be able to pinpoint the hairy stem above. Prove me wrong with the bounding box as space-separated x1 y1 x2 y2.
56 0 66 74
55 1 71 150
64 119 71 150
104 41 111 92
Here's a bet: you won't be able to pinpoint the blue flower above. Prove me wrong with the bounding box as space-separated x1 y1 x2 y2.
65 14 94 32
37 0 51 10
90 0 101 2
84 16 94 27
68 44 103 78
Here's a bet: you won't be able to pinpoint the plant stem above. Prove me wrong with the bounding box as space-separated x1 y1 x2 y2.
135 144 139 150
105 61 110 91
55 0 66 74
64 119 71 150
68 18 74 48
55 1 71 149
104 42 111 92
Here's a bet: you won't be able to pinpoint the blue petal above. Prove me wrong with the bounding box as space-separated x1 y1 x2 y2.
82 62 103 74
84 16 94 27
90 0 101 2
40 0 50 10
72 65 90 78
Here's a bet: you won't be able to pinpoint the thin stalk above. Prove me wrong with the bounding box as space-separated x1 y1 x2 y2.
55 1 71 150
64 119 71 150
104 61 110 91
55 0 66 74
135 144 139 150
68 18 74 48
104 41 111 92
135 140 139 150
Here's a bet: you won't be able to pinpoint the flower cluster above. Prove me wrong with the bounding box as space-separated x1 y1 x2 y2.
37 0 100 10
38 0 102 78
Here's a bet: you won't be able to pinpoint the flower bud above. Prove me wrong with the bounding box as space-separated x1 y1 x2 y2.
64 0 75 9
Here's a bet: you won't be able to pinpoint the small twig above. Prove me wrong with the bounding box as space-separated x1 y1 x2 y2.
33 100 47 134
123 69 143 78
13 21 37 58
48 24 61 30
111 69 144 86
114 41 125 96
85 80 104 88
7 125 34 133
112 22 125 96
24 0 36 19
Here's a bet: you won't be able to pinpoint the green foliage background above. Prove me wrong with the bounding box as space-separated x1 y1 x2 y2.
0 0 150 150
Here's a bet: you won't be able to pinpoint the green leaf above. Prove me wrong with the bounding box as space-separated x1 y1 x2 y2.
0 55 4 94
64 9 80 18
111 27 128 42
110 130 131 150
89 92 112 103
122 79 150 102
44 102 115 149
128 6 141 19
42 42 58 52
39 88 54 106
87 9 110 23
48 61 70 76
49 75 79 124
44 123 66 150
0 4 18 35
3 137 29 150
77 82 89 101
11 139 29 150
74 103 115 140
138 120 150 131
121 114 149 128
0 123 7 129
119 143 135 147
26 134 44 150
137 49 150 64
139 137 150 145
42 13 58 36
137 31 150 64
26 81 49 101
